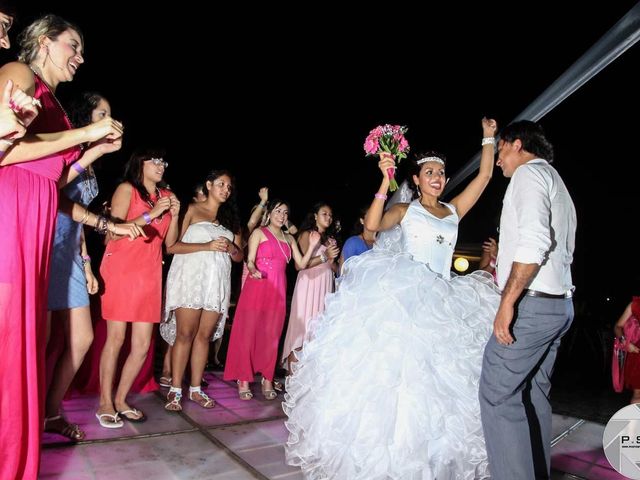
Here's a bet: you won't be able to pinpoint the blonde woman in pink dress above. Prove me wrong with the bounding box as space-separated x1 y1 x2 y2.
0 15 140 480
224 200 320 400
282 202 339 371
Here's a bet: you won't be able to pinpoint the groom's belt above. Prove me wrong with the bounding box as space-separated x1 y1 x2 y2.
525 289 572 299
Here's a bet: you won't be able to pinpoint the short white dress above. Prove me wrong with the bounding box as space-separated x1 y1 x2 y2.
160 222 233 344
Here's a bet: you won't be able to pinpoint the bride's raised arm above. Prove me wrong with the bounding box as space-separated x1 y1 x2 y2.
449 117 497 220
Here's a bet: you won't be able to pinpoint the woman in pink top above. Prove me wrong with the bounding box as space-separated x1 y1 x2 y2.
282 202 339 371
224 200 319 400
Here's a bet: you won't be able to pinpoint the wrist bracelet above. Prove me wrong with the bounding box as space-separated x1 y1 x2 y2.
72 162 86 174
81 254 91 265
320 252 328 263
95 216 109 235
481 137 496 146
258 201 267 208
374 193 387 201
142 211 152 225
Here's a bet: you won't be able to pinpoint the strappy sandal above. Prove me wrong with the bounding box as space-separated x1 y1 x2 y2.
189 389 215 408
158 375 172 388
165 390 183 412
44 415 86 441
237 380 253 400
261 377 278 400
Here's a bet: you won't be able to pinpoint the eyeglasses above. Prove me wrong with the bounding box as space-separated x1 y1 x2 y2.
146 158 168 168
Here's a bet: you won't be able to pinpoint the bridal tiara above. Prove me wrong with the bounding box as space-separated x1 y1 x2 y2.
417 156 445 165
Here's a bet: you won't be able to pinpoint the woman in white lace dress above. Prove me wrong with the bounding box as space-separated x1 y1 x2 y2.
284 118 500 480
160 170 243 411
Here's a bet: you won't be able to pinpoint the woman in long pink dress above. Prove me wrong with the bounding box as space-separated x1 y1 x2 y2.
281 202 339 371
0 15 138 480
224 201 319 400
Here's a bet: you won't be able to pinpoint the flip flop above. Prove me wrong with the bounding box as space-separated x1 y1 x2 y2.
118 408 147 423
95 412 123 429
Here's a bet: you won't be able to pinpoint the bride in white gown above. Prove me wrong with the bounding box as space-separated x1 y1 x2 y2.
284 118 501 480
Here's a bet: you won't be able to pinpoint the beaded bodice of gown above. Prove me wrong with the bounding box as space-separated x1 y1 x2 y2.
400 200 458 279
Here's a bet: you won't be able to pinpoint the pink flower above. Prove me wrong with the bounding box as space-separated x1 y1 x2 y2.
363 124 410 192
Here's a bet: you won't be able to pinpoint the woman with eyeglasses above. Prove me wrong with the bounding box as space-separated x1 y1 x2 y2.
96 148 180 428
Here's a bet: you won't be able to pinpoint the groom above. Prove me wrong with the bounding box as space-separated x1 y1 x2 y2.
479 120 576 480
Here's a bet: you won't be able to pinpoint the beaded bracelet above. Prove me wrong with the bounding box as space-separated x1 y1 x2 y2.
374 193 387 201
142 211 152 225
81 254 91 265
481 137 496 146
95 216 109 235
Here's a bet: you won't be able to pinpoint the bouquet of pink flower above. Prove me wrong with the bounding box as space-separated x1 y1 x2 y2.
363 124 410 192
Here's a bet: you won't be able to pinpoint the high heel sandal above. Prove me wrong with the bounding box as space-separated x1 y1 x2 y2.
261 377 278 400
237 380 253 400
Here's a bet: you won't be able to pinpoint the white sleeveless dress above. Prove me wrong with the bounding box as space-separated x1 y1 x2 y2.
160 222 233 344
284 200 500 480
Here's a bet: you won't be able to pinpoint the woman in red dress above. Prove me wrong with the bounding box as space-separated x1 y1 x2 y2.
614 297 640 403
96 148 180 427
224 200 319 400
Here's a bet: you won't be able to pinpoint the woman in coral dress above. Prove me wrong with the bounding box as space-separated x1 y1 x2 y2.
0 15 136 480
224 201 319 400
281 202 339 371
96 149 180 427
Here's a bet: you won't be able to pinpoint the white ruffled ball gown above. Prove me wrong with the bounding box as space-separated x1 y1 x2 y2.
283 199 500 480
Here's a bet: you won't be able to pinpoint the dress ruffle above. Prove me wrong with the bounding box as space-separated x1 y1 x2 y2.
283 248 500 480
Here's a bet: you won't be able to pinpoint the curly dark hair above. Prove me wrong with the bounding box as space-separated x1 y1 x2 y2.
203 170 241 234
298 201 338 245
69 91 106 128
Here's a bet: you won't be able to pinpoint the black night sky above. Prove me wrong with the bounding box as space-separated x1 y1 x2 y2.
9 1 640 322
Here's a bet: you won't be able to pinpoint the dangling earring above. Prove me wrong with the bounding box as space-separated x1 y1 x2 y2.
39 45 48 69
